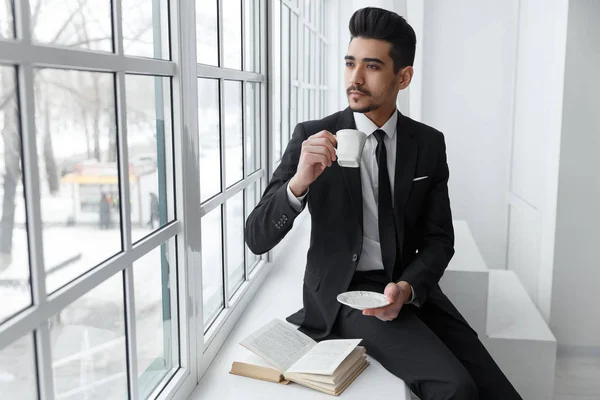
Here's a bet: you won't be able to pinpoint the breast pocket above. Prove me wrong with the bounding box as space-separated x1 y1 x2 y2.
405 174 431 218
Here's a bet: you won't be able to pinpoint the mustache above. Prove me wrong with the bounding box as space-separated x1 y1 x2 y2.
346 86 370 96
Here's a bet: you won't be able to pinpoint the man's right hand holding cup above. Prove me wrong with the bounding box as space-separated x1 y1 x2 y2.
289 130 337 197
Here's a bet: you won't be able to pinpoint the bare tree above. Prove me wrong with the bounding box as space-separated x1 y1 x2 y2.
0 0 154 269
0 66 20 268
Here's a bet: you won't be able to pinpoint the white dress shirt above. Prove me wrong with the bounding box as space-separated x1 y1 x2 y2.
286 110 417 304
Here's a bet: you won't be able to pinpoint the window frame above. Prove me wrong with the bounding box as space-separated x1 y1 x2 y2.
274 0 330 170
0 1 270 399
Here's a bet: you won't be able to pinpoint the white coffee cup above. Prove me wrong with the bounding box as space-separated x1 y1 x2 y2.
335 129 368 168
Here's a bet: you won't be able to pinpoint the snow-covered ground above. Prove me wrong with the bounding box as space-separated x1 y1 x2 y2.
0 142 252 398
0 0 263 396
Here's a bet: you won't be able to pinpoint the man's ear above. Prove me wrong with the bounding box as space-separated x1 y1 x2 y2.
397 66 414 90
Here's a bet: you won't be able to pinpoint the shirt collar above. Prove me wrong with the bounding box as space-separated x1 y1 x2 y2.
353 110 398 139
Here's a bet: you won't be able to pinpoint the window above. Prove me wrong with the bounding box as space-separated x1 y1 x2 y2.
196 0 265 341
275 0 329 165
0 0 267 399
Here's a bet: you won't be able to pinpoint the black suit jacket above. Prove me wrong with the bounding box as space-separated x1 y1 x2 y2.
245 107 458 340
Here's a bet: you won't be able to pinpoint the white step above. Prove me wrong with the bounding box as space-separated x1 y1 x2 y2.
439 220 489 336
483 270 557 400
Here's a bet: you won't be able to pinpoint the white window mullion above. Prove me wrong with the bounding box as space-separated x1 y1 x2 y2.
264 0 273 264
112 0 139 398
14 0 55 398
216 0 230 308
241 82 248 281
0 41 176 76
170 0 203 385
219 78 230 307
22 64 55 400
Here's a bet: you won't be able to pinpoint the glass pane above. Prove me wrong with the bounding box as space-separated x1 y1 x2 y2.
0 334 37 399
281 6 290 157
303 87 309 122
126 75 174 243
224 81 242 187
122 0 170 59
253 0 261 72
245 182 259 274
291 14 298 81
0 0 14 39
51 273 127 399
244 82 260 176
226 191 244 297
320 41 324 85
303 27 309 83
309 32 313 85
297 86 302 126
291 85 297 132
223 0 242 70
311 33 321 84
133 237 178 398
311 89 317 120
202 206 223 330
0 65 32 324
273 0 281 161
198 78 221 202
34 69 120 294
303 0 310 20
196 0 218 65
320 0 325 34
243 0 259 72
31 0 113 52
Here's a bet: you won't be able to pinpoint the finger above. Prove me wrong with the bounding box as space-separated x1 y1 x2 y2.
305 137 336 160
303 152 330 167
303 148 332 167
302 144 335 163
363 307 385 317
314 130 337 147
306 138 337 160
364 303 392 313
384 283 401 303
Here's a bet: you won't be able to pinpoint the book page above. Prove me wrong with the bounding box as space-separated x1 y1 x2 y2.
286 346 366 384
285 338 362 375
240 319 316 372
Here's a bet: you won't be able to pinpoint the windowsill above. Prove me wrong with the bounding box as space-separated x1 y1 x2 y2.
191 211 312 398
195 210 311 378
190 210 411 399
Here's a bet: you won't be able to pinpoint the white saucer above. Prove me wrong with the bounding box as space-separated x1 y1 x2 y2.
337 291 391 310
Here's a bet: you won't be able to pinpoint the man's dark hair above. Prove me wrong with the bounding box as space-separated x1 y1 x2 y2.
349 7 416 73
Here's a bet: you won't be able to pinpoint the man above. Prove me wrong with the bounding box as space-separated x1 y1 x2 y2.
245 7 521 400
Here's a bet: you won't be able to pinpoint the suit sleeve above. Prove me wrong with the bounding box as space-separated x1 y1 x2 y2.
398 133 455 306
245 123 308 255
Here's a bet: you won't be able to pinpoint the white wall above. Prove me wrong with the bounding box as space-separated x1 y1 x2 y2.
406 0 423 121
506 0 568 321
420 0 520 270
550 0 600 347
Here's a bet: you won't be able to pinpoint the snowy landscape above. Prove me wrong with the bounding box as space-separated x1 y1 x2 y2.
0 0 262 398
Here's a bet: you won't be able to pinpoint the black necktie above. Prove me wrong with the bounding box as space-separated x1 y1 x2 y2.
374 129 397 279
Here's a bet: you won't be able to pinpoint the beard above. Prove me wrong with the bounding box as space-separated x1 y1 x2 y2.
346 85 380 113
349 101 380 113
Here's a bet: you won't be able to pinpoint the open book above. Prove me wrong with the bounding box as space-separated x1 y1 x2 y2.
230 319 369 396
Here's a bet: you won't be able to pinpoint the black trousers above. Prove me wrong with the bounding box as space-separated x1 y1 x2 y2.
332 270 522 400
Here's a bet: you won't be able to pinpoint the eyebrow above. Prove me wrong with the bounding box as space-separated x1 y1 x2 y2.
344 55 385 65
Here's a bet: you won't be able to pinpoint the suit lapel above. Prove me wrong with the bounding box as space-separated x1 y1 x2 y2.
334 109 419 251
393 112 418 262
336 108 363 232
